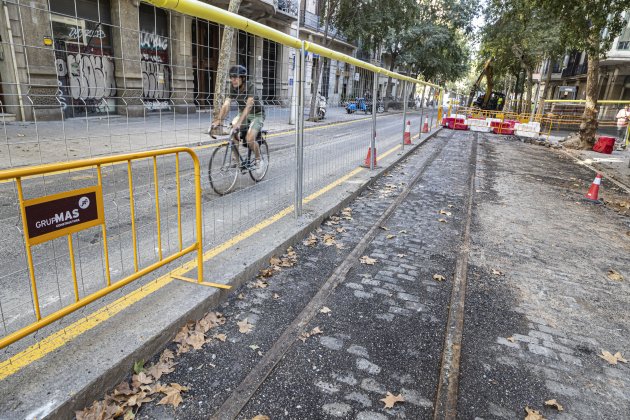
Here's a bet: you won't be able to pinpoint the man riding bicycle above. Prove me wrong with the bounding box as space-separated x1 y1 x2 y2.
210 65 266 174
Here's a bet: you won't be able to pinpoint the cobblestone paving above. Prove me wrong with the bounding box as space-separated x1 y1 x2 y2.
134 131 460 419
458 135 630 419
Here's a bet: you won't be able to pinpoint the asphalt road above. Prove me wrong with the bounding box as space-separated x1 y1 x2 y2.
0 109 437 346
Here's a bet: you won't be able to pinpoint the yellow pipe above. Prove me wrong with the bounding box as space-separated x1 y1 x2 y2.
128 161 139 272
15 178 42 321
190 151 204 284
176 153 183 252
146 0 441 89
67 235 80 302
544 99 630 104
0 243 199 350
97 165 112 287
153 156 163 261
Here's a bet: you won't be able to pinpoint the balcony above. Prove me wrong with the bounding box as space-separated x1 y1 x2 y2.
561 62 588 78
276 0 297 16
300 10 347 42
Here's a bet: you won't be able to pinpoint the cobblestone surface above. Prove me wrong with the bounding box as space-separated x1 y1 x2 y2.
458 134 630 419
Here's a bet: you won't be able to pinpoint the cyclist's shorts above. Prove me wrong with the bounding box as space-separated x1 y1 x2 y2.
239 113 265 136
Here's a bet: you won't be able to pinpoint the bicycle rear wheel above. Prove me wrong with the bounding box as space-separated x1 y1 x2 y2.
209 143 239 195
249 140 269 182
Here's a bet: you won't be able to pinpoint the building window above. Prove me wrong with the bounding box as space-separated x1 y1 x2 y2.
618 23 630 50
50 0 116 117
139 4 171 110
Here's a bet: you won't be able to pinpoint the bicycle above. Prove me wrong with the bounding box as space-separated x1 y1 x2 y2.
208 124 270 195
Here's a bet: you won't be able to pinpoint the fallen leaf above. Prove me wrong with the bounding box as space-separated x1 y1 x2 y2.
269 256 282 265
386 234 396 239
173 325 190 344
320 306 332 314
157 387 183 408
237 293 245 299
491 269 503 276
396 253 407 258
145 359 176 381
607 269 623 281
133 360 145 375
360 256 377 265
123 410 135 420
303 233 318 247
258 268 275 278
439 209 452 216
380 392 405 409
599 350 628 365
437 218 447 223
131 372 153 389
323 234 336 246
273 293 280 299
544 399 564 411
524 406 545 420
185 331 206 350
237 318 253 334
433 274 446 282
336 227 346 233
448 204 455 208
249 344 260 351
399 230 407 234
506 336 515 343
379 226 390 231
251 416 270 420
253 280 269 289
310 326 323 335
126 391 153 408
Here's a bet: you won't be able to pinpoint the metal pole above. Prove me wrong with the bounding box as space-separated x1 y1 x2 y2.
289 9 301 125
402 81 408 148
419 84 426 141
295 41 306 217
371 70 378 170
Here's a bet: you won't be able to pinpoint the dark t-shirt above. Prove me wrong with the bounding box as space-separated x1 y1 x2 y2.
229 81 264 115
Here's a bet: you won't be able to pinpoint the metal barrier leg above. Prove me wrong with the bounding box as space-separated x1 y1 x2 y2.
370 69 377 170
295 41 305 217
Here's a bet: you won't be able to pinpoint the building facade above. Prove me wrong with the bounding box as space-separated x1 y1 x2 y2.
532 12 630 117
0 0 298 121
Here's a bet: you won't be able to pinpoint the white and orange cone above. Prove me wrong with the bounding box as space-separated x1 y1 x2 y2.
404 120 412 145
584 173 602 201
422 116 429 133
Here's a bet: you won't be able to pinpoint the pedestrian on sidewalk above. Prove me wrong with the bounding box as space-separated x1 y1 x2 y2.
615 104 629 150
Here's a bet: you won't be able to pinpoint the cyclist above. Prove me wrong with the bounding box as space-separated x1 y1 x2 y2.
210 65 266 174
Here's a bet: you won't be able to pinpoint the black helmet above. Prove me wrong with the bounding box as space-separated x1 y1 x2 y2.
229 65 247 77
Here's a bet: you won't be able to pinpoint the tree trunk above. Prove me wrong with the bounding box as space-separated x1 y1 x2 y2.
212 0 243 121
578 54 599 148
385 53 397 98
504 74 512 112
537 58 554 116
482 64 494 108
524 66 533 115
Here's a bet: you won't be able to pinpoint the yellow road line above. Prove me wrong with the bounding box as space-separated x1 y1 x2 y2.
0 136 421 380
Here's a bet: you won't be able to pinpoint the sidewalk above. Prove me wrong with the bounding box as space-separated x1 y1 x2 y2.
0 105 438 169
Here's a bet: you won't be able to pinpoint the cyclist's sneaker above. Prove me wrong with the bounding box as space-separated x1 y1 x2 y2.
255 158 267 177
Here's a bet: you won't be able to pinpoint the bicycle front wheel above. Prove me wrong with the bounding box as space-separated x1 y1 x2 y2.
249 140 269 182
209 143 239 195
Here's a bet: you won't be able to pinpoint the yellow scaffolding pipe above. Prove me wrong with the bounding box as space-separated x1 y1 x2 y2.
146 0 441 90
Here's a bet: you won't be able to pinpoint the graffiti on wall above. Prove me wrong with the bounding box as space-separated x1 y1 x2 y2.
140 32 171 110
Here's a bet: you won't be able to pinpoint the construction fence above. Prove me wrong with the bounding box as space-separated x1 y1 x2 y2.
0 0 443 352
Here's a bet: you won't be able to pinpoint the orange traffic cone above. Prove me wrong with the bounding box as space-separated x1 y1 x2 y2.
403 120 412 145
362 147 377 168
584 173 602 201
422 116 429 133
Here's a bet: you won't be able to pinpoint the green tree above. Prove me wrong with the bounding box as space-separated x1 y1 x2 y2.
533 0 628 147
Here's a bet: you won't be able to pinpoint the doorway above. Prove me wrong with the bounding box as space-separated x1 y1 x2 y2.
192 19 219 109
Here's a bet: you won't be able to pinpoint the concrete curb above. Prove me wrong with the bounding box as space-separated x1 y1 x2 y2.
1 128 443 420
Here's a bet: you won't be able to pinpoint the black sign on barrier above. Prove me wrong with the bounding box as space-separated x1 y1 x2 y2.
23 186 105 245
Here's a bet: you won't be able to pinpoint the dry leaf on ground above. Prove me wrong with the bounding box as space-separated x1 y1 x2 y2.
273 293 280 299
491 269 504 276
599 350 628 365
249 344 260 351
433 274 446 282
253 280 269 289
299 326 324 342
237 318 254 334
396 253 407 258
213 333 227 342
448 204 455 208
320 306 332 314
237 293 245 300
439 210 452 216
607 269 624 281
336 227 346 233
251 416 270 420
544 399 564 411
506 336 515 343
360 256 377 265
437 218 447 223
524 406 545 420
379 226 390 231
323 234 336 246
386 234 395 239
399 230 407 234
303 233 318 246
380 392 405 408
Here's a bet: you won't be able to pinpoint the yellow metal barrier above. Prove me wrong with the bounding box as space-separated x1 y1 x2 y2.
0 147 225 350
